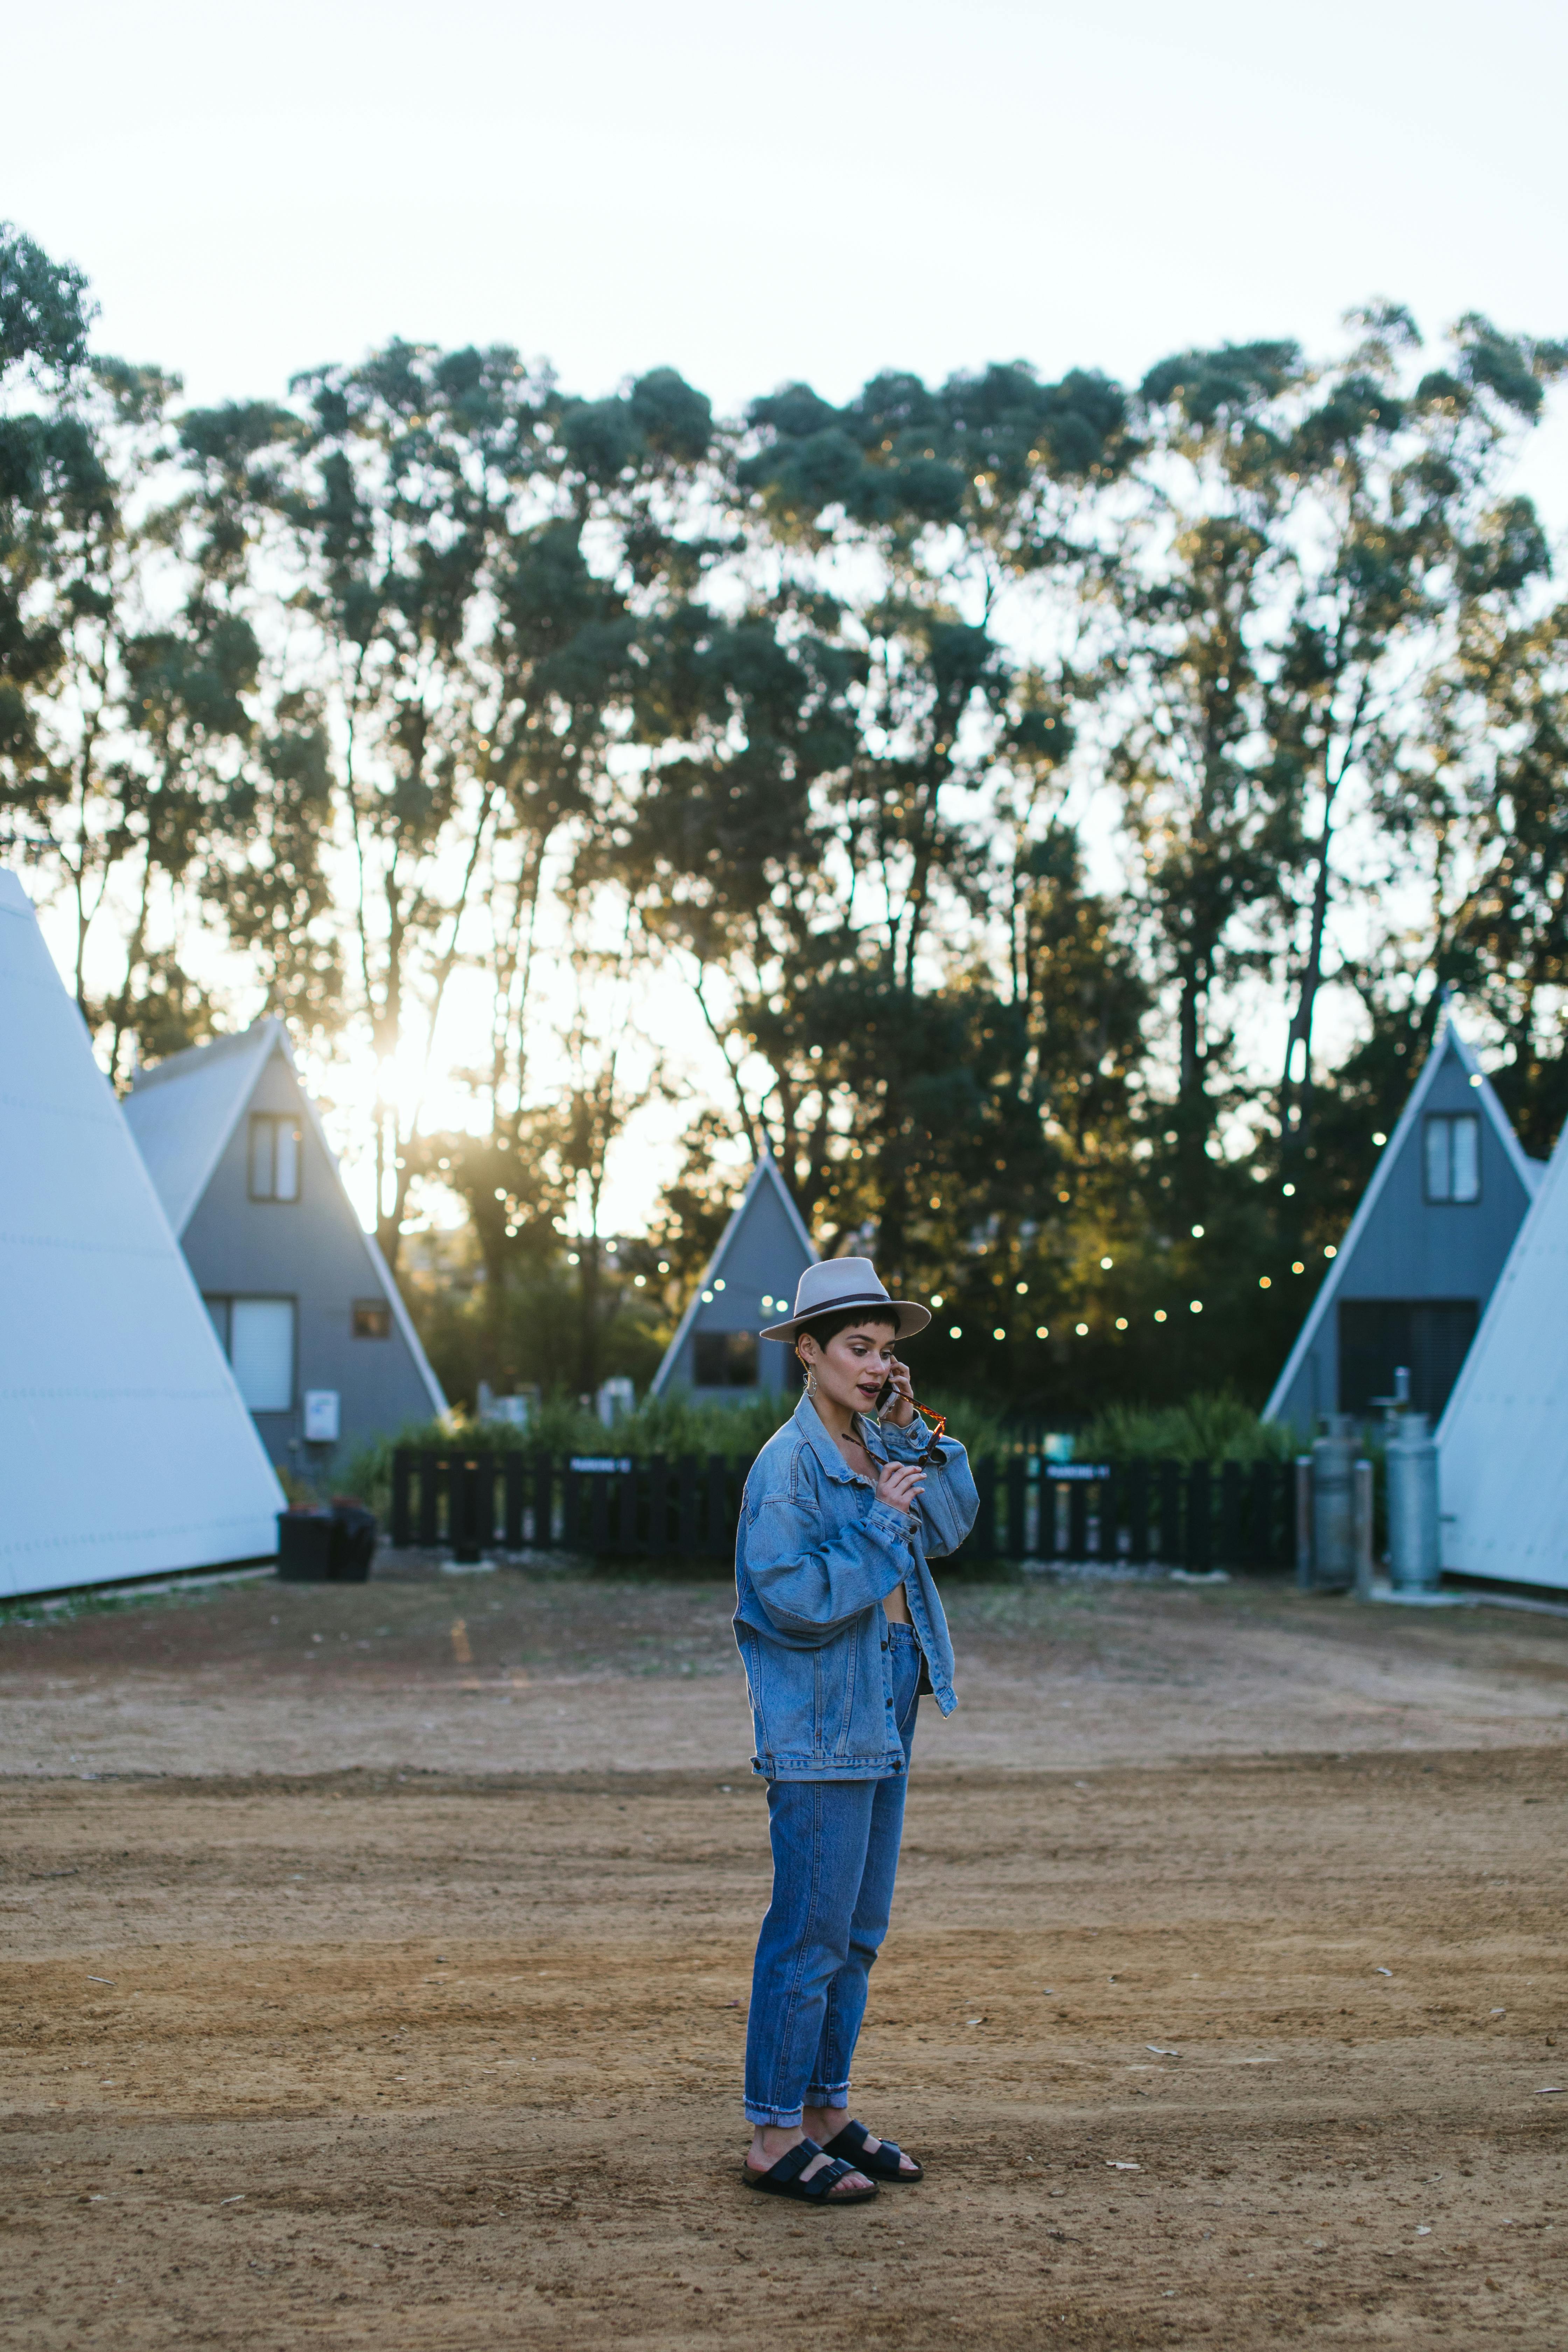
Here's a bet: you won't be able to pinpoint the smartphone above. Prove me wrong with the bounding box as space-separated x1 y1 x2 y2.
875 1357 902 1413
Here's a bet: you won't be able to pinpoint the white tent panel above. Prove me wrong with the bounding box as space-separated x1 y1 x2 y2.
0 871 285 1598
1436 1125 1568 1589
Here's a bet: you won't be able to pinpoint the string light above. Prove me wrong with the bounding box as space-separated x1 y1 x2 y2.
1154 1309 1167 1322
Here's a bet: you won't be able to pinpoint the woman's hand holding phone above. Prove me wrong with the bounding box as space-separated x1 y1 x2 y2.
876 1359 917 1427
875 1461 926 1517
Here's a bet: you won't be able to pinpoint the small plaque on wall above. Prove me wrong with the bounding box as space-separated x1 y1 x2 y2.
303 1389 340 1442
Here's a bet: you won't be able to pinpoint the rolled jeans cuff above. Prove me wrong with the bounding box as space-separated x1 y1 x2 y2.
805 2079 851 2107
744 2101 804 2128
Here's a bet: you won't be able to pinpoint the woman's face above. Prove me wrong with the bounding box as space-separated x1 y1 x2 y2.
799 1319 901 1419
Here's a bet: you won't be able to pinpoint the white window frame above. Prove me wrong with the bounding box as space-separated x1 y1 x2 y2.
248 1112 303 1203
209 1294 297 1413
1423 1112 1482 1204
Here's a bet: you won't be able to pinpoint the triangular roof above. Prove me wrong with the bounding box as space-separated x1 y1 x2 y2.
124 1021 281 1235
1264 1002 1540 1423
124 1018 446 1419
0 869 285 1598
650 1149 816 1396
1437 1116 1568 1588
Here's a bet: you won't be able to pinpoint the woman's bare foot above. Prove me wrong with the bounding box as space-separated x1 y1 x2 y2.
746 2123 873 2197
802 2103 921 2176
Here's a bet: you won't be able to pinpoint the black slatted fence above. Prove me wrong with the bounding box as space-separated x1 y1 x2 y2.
390 1448 1298 1573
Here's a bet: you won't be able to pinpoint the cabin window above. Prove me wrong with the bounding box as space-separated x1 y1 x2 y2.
249 1112 302 1201
694 1331 758 1387
352 1298 392 1338
207 1295 296 1413
1423 1112 1480 1203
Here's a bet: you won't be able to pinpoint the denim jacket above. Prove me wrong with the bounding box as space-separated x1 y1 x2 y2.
733 1393 979 1780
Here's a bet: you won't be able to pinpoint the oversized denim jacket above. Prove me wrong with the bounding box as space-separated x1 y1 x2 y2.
733 1393 979 1780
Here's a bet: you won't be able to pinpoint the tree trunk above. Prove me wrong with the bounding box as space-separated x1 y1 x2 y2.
577 1232 601 1399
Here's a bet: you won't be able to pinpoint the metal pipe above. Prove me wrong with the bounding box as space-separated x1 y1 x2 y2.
1295 1456 1313 1589
1353 1458 1375 1597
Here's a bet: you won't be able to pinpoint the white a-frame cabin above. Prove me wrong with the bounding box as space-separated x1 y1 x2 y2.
1264 1004 1541 1436
0 870 284 1599
1438 1114 1568 1590
650 1151 817 1400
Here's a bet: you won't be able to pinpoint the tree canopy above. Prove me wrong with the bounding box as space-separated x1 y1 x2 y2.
4 226 1565 1418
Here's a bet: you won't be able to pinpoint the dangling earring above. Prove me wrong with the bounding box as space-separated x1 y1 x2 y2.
804 1363 817 1398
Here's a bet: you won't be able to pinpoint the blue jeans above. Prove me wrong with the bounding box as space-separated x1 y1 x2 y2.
743 1622 922 2127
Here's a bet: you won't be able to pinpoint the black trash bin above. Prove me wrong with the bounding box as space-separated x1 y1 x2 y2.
275 1503 378 1583
276 1508 335 1581
328 1500 377 1582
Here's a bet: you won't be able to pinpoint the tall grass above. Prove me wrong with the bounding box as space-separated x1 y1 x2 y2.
1075 1391 1298 1465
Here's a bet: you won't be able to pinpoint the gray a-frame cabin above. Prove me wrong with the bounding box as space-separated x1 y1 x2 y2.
1264 1007 1541 1436
650 1151 817 1401
122 1020 446 1469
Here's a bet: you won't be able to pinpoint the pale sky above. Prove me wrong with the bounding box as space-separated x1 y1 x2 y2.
10 0 1567 444
8 0 1567 1234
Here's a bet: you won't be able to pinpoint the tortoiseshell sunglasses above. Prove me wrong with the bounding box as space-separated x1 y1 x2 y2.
881 1391 946 1465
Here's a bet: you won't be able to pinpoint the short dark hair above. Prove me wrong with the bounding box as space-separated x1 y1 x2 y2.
794 1306 899 1354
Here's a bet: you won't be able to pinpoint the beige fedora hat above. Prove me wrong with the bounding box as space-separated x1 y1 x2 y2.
759 1256 931 1344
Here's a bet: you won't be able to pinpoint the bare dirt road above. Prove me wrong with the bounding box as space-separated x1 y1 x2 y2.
2 1563 1565 2349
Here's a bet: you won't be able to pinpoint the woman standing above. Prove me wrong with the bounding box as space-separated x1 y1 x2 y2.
734 1258 978 2205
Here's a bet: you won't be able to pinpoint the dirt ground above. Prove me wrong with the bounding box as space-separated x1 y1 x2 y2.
2 1562 1565 2349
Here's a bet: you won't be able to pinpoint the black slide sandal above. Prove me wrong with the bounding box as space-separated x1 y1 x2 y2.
823 2119 924 2181
743 2138 878 2204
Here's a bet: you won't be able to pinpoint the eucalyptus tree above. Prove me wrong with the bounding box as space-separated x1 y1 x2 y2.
272 341 550 1258
737 363 1128 989
164 400 340 1035
1422 580 1568 1156
0 345 286 1079
1098 336 1309 1199
633 360 1132 1283
0 224 97 827
1111 310 1568 1223
1269 309 1567 1169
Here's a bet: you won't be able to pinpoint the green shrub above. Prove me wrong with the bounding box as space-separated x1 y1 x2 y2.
331 1386 799 1524
1075 1390 1298 1465
331 1379 1025 1528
